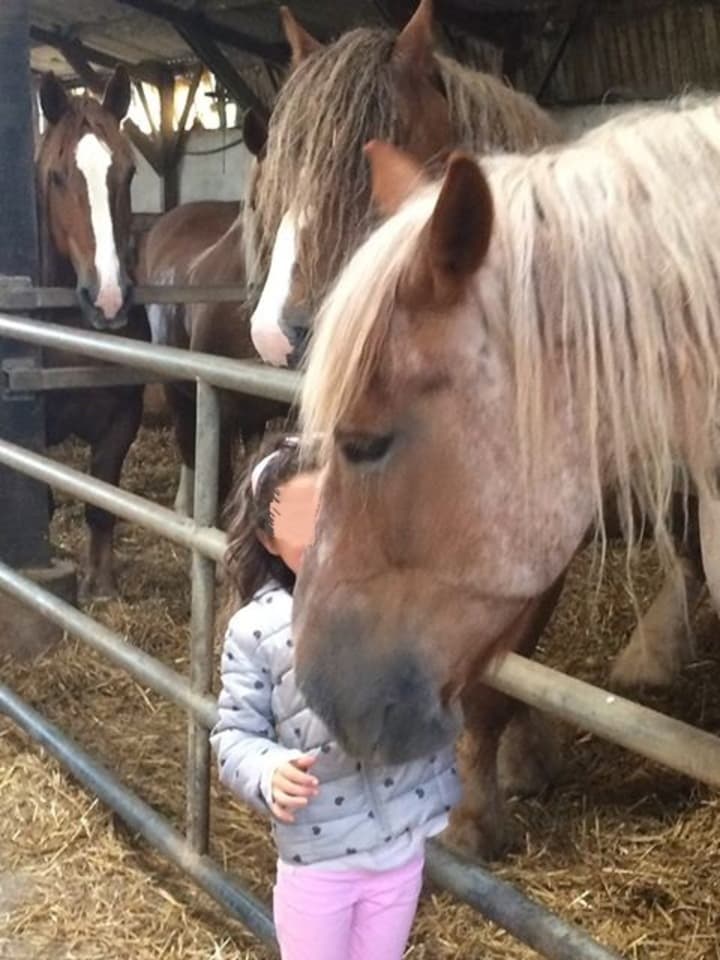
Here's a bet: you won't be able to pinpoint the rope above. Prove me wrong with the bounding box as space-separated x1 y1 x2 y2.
184 136 245 156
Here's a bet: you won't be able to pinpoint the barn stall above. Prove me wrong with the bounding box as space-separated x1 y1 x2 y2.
1 2 720 958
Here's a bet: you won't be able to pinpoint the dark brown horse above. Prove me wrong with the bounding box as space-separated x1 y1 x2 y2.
139 108 288 516
37 69 150 597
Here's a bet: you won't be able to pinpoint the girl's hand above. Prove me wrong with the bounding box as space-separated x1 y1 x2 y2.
270 754 319 823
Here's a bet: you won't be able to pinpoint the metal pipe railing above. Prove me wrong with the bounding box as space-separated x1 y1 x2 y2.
0 437 225 562
0 314 300 401
0 308 713 959
187 380 221 854
0 682 278 951
0 670 625 960
2 427 720 792
425 842 623 960
0 559 217 727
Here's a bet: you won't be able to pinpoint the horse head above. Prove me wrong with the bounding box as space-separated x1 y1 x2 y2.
37 67 136 331
248 0 454 368
292 141 596 762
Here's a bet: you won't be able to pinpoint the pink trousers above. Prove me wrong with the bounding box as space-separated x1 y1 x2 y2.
273 854 425 960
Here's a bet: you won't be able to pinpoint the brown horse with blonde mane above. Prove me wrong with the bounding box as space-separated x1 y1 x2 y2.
243 0 707 857
36 68 149 597
294 99 720 847
139 109 288 514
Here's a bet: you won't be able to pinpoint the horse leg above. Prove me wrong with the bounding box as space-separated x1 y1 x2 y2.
699 489 720 616
165 383 196 516
610 557 704 689
497 704 563 799
444 685 516 859
612 495 705 688
443 575 566 859
82 389 143 599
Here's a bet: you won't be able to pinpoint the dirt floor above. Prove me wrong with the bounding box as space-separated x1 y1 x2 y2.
0 426 719 959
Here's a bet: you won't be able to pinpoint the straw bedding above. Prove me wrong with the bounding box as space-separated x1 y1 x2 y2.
0 427 718 959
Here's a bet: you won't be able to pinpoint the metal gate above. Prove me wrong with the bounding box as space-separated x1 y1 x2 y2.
1 304 720 960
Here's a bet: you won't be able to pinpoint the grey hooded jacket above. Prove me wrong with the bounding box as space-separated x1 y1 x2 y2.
210 581 461 867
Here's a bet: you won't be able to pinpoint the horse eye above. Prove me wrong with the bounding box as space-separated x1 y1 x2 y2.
339 433 394 466
50 170 65 189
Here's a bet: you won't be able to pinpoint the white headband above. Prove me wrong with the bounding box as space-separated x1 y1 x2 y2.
250 436 300 497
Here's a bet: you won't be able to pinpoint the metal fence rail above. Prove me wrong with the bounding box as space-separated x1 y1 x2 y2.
0 308 716 958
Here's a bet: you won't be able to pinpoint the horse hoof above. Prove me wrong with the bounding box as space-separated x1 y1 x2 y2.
440 813 508 862
609 637 678 690
79 575 119 602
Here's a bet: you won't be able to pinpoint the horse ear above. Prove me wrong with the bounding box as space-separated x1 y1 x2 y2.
40 72 70 125
391 0 435 74
243 108 269 158
280 6 323 70
426 151 493 288
364 140 428 216
102 66 131 122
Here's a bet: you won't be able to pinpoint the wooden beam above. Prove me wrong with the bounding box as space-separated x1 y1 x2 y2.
174 24 268 116
112 0 288 64
52 38 104 95
535 0 594 102
171 65 203 166
159 69 178 210
30 25 162 87
124 118 163 174
134 80 158 135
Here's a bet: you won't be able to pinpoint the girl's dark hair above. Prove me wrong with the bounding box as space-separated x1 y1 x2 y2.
223 432 312 608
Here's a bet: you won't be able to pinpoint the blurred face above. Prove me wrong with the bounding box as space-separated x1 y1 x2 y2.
259 471 321 573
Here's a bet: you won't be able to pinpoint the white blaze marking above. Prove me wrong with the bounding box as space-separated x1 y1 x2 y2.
75 133 123 320
250 210 297 366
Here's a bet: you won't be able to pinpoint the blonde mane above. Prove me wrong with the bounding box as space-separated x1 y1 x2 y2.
247 25 561 306
302 96 720 560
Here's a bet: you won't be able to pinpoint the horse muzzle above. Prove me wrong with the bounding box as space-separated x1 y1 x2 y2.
77 278 132 331
295 625 462 764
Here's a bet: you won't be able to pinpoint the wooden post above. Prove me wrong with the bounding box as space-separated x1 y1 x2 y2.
159 68 179 210
0 0 50 568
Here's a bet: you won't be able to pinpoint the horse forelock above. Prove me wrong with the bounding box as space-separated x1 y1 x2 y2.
251 26 561 305
304 95 720 565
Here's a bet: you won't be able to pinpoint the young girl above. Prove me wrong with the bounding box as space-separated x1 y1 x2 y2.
211 434 460 960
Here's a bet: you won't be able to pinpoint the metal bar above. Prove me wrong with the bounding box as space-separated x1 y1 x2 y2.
187 381 220 853
426 842 624 960
0 679 622 960
0 683 277 950
0 559 216 727
4 424 720 792
0 315 300 401
489 652 720 789
0 437 225 562
0 284 247 310
4 364 175 392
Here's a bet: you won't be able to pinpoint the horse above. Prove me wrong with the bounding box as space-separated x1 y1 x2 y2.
293 99 720 852
36 68 150 598
139 108 288 516
247 0 559 369
244 0 710 856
